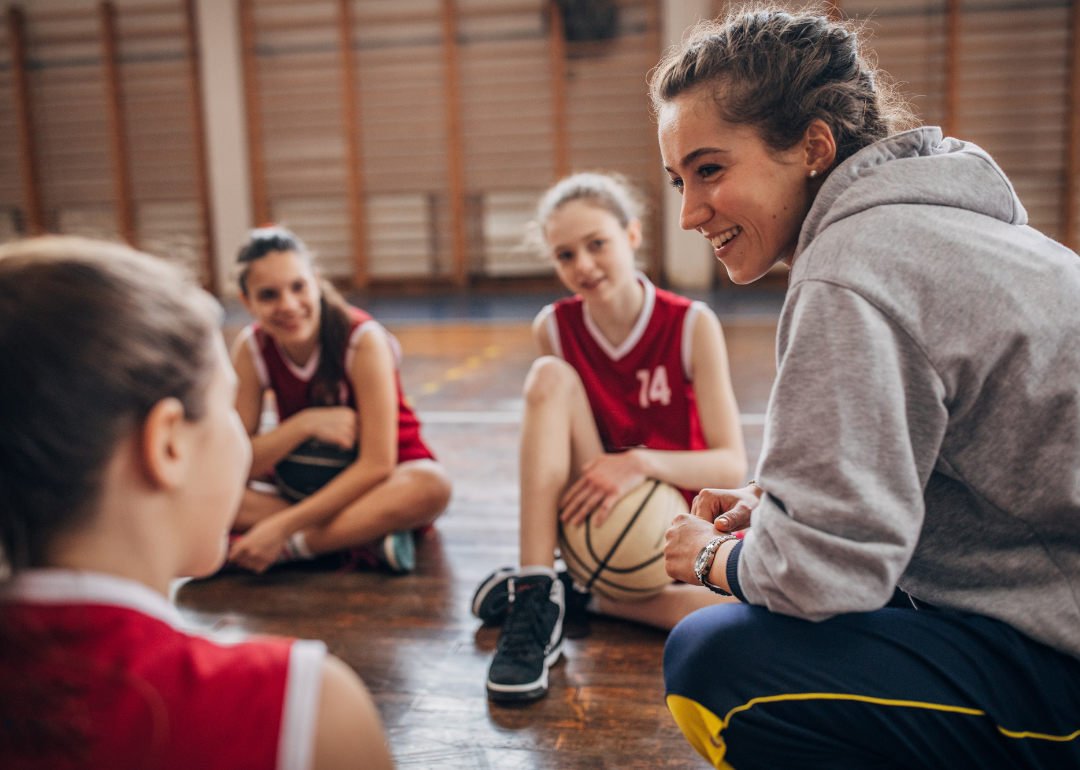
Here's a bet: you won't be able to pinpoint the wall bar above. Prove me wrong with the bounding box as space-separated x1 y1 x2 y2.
338 0 369 287
1062 0 1079 250
548 0 569 180
441 0 468 286
943 0 961 138
239 0 269 225
100 1 138 246
182 0 216 292
8 6 44 235
645 0 663 283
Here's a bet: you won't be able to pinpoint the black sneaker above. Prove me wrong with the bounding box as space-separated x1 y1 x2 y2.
473 567 589 626
485 574 564 703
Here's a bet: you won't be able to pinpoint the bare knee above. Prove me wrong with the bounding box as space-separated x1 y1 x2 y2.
524 356 581 408
397 460 452 519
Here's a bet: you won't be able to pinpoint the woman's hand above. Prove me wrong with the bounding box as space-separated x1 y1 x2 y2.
228 517 290 573
691 484 763 532
664 513 721 584
302 406 358 449
559 450 649 528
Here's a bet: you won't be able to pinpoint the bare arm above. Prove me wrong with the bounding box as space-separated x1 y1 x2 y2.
313 656 393 770
632 307 747 490
531 305 556 357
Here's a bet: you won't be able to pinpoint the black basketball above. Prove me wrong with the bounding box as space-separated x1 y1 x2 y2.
274 439 358 502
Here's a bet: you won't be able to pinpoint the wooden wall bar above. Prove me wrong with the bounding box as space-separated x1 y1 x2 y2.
646 0 663 283
183 0 216 292
1064 0 1080 251
99 1 137 246
943 0 961 139
239 0 269 226
548 0 569 180
441 0 468 287
7 6 44 235
338 0 369 287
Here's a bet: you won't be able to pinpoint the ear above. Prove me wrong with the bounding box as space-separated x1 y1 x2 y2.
140 397 190 491
803 119 837 176
238 290 253 316
626 218 643 251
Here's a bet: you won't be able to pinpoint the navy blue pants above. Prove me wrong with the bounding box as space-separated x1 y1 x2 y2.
664 603 1080 770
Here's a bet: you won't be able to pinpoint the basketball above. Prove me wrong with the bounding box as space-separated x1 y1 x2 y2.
557 479 687 602
274 439 358 502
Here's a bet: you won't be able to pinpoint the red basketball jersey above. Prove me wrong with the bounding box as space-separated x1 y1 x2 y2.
241 306 433 463
542 274 709 505
0 570 326 770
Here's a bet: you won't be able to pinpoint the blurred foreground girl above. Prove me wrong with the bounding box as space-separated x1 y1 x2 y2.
0 237 392 770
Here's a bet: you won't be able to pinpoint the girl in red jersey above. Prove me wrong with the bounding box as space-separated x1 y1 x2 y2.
0 237 392 770
227 226 451 574
477 174 748 703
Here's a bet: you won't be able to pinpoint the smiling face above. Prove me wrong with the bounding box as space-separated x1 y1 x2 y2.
544 200 642 300
240 250 322 349
659 91 821 284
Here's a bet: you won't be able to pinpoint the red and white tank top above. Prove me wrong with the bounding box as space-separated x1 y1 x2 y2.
0 570 326 770
238 305 433 463
540 273 709 504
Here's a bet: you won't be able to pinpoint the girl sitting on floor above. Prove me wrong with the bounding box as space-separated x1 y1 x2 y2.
227 226 451 574
474 173 748 703
0 237 392 770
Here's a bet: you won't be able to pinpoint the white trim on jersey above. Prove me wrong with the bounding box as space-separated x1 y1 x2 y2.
681 301 708 382
278 639 328 770
275 337 321 382
343 320 402 374
7 569 328 770
536 304 563 359
581 271 656 362
5 569 186 628
239 324 272 390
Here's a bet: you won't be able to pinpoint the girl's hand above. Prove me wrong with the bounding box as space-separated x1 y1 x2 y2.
691 484 763 532
228 518 290 573
302 406 357 449
559 451 648 528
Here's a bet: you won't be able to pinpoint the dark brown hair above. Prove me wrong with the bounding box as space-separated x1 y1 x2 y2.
236 226 354 407
650 3 918 166
0 237 221 571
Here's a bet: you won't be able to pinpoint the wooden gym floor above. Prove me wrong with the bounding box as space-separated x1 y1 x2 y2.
176 311 779 770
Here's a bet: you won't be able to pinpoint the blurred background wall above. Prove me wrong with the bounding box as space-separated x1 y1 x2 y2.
0 0 1077 296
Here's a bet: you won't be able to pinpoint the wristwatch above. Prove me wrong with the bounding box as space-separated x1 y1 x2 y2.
694 534 738 595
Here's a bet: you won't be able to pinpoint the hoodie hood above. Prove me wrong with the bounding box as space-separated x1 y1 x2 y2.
794 126 1027 263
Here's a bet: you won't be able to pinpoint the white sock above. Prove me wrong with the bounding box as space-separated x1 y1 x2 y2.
585 594 601 614
286 531 315 560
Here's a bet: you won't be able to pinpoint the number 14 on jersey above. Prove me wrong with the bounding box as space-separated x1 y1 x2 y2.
636 366 672 408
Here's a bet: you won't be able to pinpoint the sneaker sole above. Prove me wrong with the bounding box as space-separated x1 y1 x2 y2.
471 567 516 623
485 638 564 703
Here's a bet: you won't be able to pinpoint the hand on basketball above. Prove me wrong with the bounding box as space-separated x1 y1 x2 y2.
559 451 648 528
664 513 718 584
228 518 289 573
303 406 358 449
691 484 762 533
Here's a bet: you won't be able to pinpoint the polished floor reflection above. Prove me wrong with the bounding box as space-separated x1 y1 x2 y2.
177 319 778 769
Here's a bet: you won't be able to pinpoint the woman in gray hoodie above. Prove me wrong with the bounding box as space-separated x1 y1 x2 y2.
655 6 1080 770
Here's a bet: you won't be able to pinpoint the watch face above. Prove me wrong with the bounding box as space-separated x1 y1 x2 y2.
694 546 709 577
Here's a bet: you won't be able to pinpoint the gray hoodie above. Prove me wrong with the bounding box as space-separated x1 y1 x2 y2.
738 126 1080 659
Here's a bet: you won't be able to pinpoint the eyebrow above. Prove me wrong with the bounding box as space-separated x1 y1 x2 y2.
554 230 603 251
665 147 730 172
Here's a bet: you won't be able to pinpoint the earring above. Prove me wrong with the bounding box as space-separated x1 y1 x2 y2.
809 170 818 178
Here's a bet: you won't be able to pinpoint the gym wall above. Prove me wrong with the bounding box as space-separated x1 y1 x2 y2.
1 0 1077 294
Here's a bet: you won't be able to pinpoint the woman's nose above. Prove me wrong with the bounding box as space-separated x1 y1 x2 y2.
679 184 712 232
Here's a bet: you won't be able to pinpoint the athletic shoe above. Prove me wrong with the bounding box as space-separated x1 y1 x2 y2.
381 530 416 574
486 573 565 703
472 567 588 626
